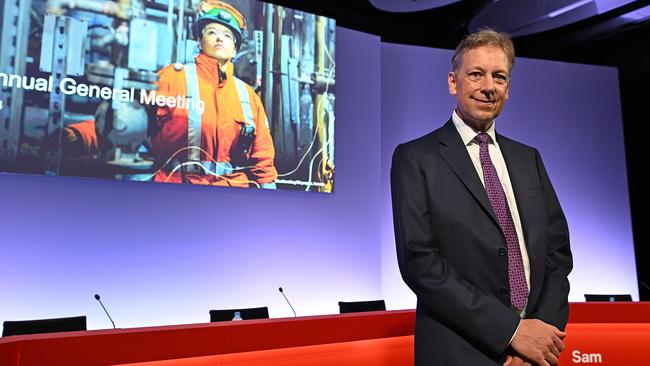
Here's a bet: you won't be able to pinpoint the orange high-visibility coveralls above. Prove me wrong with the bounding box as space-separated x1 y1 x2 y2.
152 53 277 187
64 120 98 155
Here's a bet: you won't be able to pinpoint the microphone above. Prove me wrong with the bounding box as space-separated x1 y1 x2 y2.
278 287 297 317
94 294 116 329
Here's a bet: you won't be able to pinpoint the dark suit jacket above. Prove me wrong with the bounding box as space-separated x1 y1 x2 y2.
391 119 573 365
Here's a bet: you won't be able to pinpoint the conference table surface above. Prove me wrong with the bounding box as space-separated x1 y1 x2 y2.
1 303 648 365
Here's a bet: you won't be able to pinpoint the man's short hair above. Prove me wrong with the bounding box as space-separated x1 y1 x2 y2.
451 28 515 74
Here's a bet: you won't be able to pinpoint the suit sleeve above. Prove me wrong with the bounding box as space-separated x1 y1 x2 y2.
391 143 520 358
527 149 573 330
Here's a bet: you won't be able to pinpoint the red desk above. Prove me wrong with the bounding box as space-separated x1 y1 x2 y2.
1 303 648 365
559 302 650 365
0 310 414 366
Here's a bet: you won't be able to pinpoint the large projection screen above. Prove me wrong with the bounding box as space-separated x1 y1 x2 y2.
0 0 336 192
0 25 380 334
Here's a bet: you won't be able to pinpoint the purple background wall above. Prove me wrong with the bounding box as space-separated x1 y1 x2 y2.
0 27 383 333
0 29 637 334
380 43 638 307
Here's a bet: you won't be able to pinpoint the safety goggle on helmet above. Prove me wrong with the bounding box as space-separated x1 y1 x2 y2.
194 3 246 49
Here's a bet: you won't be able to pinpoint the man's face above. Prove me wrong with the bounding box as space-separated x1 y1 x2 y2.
200 23 237 66
448 45 511 131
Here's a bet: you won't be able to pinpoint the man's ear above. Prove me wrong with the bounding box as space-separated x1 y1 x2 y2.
448 72 457 96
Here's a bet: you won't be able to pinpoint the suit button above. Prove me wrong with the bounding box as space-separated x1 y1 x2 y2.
500 287 509 295
498 248 506 256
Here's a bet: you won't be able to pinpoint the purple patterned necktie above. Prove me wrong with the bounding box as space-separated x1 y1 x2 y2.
477 133 528 311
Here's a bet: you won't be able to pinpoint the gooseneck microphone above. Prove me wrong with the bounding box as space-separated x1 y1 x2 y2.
94 294 116 329
278 287 297 317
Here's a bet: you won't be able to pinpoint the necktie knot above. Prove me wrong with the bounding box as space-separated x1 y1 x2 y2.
477 133 490 145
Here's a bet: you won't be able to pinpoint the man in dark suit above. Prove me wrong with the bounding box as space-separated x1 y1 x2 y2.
391 29 573 366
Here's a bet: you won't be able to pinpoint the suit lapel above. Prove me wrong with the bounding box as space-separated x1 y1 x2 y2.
496 134 533 251
497 134 545 307
437 120 499 227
